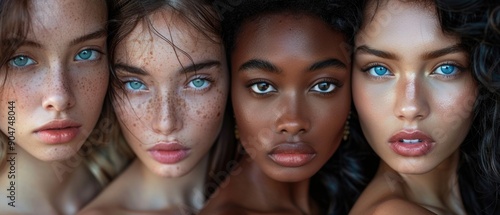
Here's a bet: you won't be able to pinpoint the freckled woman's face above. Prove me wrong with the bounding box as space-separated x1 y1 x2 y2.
352 0 477 174
113 9 228 177
0 0 109 161
231 13 351 182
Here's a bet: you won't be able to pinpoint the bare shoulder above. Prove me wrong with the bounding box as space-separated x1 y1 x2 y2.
371 199 436 215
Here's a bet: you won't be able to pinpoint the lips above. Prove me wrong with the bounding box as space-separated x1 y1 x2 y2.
268 143 316 167
147 142 191 164
34 119 82 144
388 130 435 157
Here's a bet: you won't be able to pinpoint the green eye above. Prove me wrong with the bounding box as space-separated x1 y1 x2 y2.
189 78 210 90
9 55 36 67
125 80 146 91
75 49 99 61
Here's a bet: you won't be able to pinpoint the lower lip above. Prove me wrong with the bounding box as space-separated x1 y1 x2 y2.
268 153 316 167
390 141 433 157
36 128 80 144
148 149 190 164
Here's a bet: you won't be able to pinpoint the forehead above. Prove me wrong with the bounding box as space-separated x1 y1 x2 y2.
115 9 223 66
234 13 347 61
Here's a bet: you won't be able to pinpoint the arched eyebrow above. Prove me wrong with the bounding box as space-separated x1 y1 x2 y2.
308 59 346 70
422 44 464 60
355 45 398 60
114 60 221 76
238 59 281 73
70 29 106 46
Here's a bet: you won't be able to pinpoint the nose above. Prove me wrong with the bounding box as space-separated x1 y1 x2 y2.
394 74 430 121
42 64 76 112
151 92 182 135
275 94 311 135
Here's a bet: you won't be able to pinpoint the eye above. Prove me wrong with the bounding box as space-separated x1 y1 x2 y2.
366 65 391 77
124 80 147 91
74 49 100 61
8 55 36 68
188 78 211 90
432 64 458 75
311 81 337 93
249 82 276 94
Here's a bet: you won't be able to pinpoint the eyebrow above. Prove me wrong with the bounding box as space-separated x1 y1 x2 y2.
309 58 346 70
238 59 281 73
2 38 43 48
114 60 221 76
70 29 106 46
355 45 398 60
422 44 465 60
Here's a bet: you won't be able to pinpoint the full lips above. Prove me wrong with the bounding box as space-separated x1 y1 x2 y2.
268 142 317 167
147 143 191 164
388 130 435 157
35 120 82 144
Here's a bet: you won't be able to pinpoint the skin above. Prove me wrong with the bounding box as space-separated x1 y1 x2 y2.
0 0 108 214
200 13 350 215
350 1 476 214
79 8 228 214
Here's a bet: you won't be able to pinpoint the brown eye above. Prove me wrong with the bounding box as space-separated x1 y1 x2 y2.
311 81 336 93
250 82 276 94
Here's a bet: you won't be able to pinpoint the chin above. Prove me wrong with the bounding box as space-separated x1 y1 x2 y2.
150 164 190 178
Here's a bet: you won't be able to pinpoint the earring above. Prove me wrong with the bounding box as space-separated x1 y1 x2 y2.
234 124 239 140
343 111 351 141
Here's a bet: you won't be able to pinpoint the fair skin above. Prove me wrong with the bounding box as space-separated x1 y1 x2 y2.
79 8 228 215
200 13 350 215
0 0 108 214
350 1 476 215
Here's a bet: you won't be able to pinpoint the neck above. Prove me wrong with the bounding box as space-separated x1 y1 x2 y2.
0 146 100 215
125 155 208 213
387 150 464 214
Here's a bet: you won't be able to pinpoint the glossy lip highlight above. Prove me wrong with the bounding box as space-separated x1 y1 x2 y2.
388 130 435 157
34 119 82 144
147 142 191 164
268 142 317 167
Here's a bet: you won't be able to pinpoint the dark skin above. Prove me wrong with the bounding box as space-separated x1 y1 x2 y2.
200 13 351 215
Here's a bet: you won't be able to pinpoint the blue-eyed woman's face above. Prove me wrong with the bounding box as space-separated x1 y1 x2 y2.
353 0 477 174
0 0 109 161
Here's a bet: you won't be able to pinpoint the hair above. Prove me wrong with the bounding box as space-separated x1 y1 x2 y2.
0 0 132 186
107 0 237 199
355 0 500 214
220 0 373 214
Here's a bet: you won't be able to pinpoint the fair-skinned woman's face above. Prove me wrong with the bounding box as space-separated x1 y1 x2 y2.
231 13 351 182
353 1 477 174
113 10 228 177
0 0 108 161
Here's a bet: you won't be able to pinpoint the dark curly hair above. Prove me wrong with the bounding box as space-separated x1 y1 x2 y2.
436 0 500 214
220 0 373 214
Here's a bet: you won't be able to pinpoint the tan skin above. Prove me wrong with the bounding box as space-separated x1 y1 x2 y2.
200 13 351 215
79 8 228 215
349 1 476 214
0 0 108 214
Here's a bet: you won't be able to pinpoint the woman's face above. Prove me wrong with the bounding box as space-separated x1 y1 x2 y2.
113 10 228 177
353 0 477 174
0 0 108 161
231 13 351 182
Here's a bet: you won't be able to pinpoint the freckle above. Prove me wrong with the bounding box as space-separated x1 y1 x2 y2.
217 112 220 117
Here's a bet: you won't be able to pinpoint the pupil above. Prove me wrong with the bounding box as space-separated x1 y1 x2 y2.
258 83 269 91
319 83 329 91
15 57 28 66
440 65 454 74
193 79 204 87
375 67 386 75
79 50 91 59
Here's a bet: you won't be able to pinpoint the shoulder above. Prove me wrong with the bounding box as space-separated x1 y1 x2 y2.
200 203 249 215
371 199 436 215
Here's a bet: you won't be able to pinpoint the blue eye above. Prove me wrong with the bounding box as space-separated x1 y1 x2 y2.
433 64 458 75
8 55 36 68
75 49 100 61
311 82 336 93
250 82 276 94
367 65 390 76
124 80 147 91
188 78 210 90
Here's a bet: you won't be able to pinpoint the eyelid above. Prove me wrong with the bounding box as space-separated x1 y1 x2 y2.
7 54 37 68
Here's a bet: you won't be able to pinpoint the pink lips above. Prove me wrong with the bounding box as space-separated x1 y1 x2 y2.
147 142 191 164
34 120 81 144
268 143 316 167
388 130 435 157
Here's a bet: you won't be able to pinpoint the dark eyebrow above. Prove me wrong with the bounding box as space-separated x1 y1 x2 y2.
355 45 398 60
70 29 106 46
2 38 42 48
238 59 281 74
422 44 465 60
114 63 148 75
180 60 220 73
309 58 346 71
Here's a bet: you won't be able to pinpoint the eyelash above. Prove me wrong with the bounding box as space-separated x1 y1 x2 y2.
186 75 215 92
310 78 342 95
360 63 393 80
246 79 276 96
430 62 464 79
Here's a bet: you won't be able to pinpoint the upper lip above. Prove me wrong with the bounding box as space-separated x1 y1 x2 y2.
269 142 316 155
388 130 434 143
34 119 82 132
147 142 190 151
